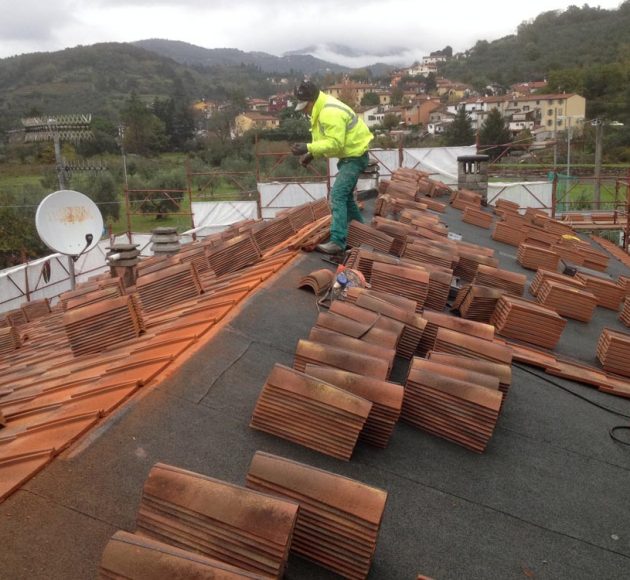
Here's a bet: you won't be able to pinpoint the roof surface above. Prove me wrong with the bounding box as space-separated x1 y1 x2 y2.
1 196 630 579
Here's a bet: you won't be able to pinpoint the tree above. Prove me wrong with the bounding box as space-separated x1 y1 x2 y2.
479 108 512 161
120 93 167 156
443 108 475 146
382 113 400 131
391 87 404 106
361 92 380 107
0 189 49 268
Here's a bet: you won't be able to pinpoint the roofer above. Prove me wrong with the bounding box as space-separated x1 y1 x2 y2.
290 80 373 255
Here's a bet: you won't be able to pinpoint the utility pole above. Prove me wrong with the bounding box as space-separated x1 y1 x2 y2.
593 119 603 209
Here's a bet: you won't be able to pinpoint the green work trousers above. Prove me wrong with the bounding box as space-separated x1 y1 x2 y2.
329 153 369 248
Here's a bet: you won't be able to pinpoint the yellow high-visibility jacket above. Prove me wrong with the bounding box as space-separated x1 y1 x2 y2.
306 92 373 159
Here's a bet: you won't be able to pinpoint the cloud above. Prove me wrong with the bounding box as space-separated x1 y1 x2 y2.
0 0 624 63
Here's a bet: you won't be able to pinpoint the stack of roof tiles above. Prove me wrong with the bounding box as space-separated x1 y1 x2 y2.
0 326 21 356
596 328 630 377
370 262 430 312
135 462 298 578
294 339 390 381
58 277 125 310
493 198 520 215
550 240 586 266
452 284 507 323
65 285 124 311
20 298 51 322
307 327 396 376
402 357 503 453
207 233 262 276
473 264 526 296
433 326 513 366
251 216 294 252
575 271 624 311
304 364 404 448
250 364 372 460
462 206 494 229
529 268 586 297
522 226 560 248
454 251 499 283
516 243 560 271
63 295 145 357
490 295 567 349
579 246 610 272
371 216 412 256
347 220 395 253
450 189 482 211
344 287 427 359
427 351 512 400
246 451 388 580
328 299 404 351
619 298 630 327
99 531 262 579
492 220 527 247
136 262 204 314
402 240 457 270
535 279 598 323
0 308 28 329
417 310 495 356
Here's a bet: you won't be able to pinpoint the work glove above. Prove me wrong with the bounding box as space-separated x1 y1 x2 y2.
291 143 309 156
299 152 314 167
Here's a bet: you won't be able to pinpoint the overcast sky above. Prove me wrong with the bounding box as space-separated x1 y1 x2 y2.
0 0 624 65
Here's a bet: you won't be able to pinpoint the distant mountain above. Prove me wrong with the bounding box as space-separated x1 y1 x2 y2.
286 43 410 69
133 39 350 75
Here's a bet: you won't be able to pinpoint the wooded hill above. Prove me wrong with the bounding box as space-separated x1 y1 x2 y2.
0 43 287 134
441 1 630 125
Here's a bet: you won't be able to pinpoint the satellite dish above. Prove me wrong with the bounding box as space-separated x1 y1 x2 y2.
35 190 103 256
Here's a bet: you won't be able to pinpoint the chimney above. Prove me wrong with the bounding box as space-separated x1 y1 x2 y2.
457 155 489 205
151 227 180 257
107 243 141 289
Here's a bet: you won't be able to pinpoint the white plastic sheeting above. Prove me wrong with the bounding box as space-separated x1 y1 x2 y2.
403 146 476 186
258 182 328 219
0 242 110 314
487 182 552 214
328 146 476 188
191 201 259 236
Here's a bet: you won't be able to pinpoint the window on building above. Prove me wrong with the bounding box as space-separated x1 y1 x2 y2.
523 106 530 111
557 119 563 126
547 120 553 126
547 109 553 116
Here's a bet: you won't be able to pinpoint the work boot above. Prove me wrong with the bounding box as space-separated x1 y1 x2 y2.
316 241 344 255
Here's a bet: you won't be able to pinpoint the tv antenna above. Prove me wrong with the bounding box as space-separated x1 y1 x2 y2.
35 190 104 290
21 114 95 190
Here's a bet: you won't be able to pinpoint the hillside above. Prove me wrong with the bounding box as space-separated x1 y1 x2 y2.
441 2 630 87
133 39 350 75
0 42 284 134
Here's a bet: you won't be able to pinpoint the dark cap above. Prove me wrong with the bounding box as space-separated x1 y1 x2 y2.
294 80 320 110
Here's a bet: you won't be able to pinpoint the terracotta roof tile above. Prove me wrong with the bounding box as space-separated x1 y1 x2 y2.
100 530 264 579
250 364 371 460
246 451 388 579
136 462 298 578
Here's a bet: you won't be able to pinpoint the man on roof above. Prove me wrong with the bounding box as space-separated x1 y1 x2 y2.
290 80 373 255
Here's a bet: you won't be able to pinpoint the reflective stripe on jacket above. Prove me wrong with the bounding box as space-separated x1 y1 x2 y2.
307 92 373 159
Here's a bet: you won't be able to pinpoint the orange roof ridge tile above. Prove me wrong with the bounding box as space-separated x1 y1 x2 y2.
136 462 298 578
246 451 388 579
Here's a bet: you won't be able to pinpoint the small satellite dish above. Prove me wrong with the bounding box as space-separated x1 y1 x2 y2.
35 190 103 256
